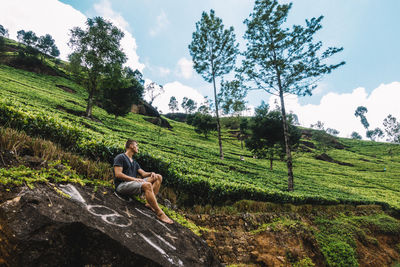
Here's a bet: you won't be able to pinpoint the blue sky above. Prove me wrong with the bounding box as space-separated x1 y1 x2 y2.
1 0 400 139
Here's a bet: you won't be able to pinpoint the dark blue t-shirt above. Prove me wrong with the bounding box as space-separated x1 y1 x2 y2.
113 153 141 187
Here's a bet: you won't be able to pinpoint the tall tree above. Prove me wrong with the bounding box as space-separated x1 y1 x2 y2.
68 17 126 118
168 96 179 113
19 30 38 47
187 112 217 138
246 102 301 171
326 128 340 136
0 24 8 52
181 97 197 114
354 106 370 129
240 0 344 191
144 81 164 105
100 66 144 118
197 96 212 114
366 128 384 141
17 30 25 44
37 34 59 61
351 132 362 140
383 114 400 143
0 25 8 37
189 9 239 160
218 79 247 116
132 69 145 85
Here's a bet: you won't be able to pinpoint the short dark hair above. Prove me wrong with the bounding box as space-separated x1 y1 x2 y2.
125 139 137 149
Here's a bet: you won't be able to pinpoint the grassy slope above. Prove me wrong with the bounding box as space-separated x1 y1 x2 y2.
1 61 399 210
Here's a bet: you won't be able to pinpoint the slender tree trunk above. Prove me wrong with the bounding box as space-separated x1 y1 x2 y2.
212 75 224 160
85 78 96 118
85 90 94 118
278 88 294 191
269 151 274 170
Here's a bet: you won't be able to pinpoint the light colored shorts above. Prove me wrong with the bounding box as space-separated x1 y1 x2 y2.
116 178 149 196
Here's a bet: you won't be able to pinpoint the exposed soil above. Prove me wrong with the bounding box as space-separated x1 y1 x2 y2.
0 150 19 168
143 117 172 129
56 105 103 124
301 140 316 149
185 206 400 266
315 153 354 166
1 55 63 77
56 84 76 94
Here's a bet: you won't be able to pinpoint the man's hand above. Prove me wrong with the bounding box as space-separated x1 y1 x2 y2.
150 172 156 179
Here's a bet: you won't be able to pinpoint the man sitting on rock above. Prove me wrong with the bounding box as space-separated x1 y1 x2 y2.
114 139 173 224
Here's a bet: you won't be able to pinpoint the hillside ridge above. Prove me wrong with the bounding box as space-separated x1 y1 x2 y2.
1 41 400 266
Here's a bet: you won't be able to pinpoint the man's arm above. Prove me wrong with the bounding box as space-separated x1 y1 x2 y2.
114 166 144 182
138 168 156 178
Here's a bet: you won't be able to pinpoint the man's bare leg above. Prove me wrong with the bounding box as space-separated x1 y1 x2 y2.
145 175 162 210
142 182 173 224
151 174 162 195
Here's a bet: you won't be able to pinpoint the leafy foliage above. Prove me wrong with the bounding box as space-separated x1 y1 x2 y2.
0 24 8 52
366 127 384 141
37 34 60 59
383 114 400 143
1 65 400 211
351 132 362 140
100 66 144 118
240 0 345 191
246 102 301 170
168 96 179 113
144 81 164 105
187 112 217 138
181 97 197 114
17 30 38 47
0 24 8 37
218 79 247 115
68 16 127 117
354 106 369 129
189 9 239 160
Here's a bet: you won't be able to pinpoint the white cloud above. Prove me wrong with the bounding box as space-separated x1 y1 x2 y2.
0 0 86 61
158 66 171 77
0 0 144 72
93 0 130 30
149 11 170 37
176 57 193 79
150 81 205 114
313 82 328 95
268 82 400 139
93 0 145 72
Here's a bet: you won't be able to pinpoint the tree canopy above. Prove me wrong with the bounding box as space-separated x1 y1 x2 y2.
181 97 197 114
189 9 239 160
187 112 217 138
100 66 144 118
0 24 8 37
246 102 301 170
144 82 164 105
68 17 127 118
383 114 400 143
240 0 344 191
218 79 247 116
168 96 179 113
354 106 369 129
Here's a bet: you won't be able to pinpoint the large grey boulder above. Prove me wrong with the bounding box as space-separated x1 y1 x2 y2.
0 184 220 267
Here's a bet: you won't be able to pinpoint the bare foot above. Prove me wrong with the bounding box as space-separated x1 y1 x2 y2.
145 203 155 212
157 212 173 224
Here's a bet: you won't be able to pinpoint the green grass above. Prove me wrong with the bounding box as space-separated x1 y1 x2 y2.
1 63 400 210
313 212 400 267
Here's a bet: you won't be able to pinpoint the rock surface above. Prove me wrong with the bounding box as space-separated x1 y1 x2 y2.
186 206 400 266
0 184 220 267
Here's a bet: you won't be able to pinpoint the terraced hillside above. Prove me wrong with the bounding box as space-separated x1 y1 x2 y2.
1 62 399 213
